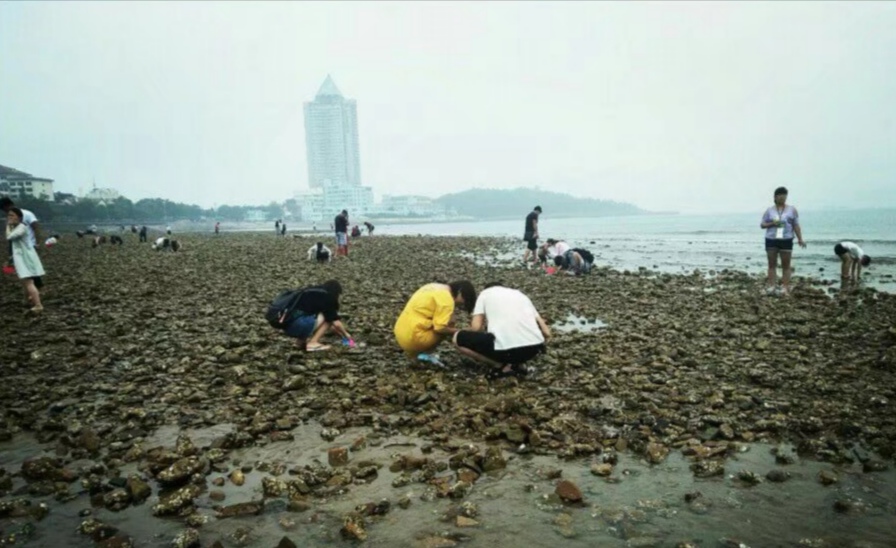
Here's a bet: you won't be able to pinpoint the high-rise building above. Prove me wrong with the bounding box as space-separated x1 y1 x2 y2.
303 75 361 188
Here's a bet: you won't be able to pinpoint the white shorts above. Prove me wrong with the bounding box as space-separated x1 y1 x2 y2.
336 232 348 246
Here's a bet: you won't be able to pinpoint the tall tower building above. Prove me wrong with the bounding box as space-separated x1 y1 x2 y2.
303 75 361 188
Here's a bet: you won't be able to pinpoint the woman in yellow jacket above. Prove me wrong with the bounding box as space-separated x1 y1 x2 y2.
394 281 476 364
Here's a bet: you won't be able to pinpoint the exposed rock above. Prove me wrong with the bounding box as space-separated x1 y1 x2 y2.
555 480 583 503
216 501 263 518
171 528 200 548
340 513 367 541
590 463 613 477
328 447 350 467
456 516 479 527
818 470 838 486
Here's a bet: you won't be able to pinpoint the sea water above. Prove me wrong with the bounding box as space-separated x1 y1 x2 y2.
379 208 896 291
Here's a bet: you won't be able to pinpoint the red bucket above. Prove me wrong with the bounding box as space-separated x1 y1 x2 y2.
2 265 15 275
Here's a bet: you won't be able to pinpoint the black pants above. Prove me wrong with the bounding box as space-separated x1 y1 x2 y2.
139 233 147 243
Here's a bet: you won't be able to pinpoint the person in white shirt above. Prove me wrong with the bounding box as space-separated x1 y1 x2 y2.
1 197 42 268
307 242 332 263
152 236 181 252
453 283 552 377
538 238 570 265
834 241 871 283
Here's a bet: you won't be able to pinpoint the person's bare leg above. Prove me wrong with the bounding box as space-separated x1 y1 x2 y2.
781 251 793 293
306 314 330 348
522 249 531 263
24 279 42 311
766 249 778 288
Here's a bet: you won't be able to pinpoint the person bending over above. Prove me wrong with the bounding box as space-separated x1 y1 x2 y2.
394 281 476 365
834 241 871 283
282 280 354 352
307 242 332 263
454 282 551 377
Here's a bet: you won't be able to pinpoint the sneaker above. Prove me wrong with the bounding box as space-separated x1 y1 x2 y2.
417 353 445 367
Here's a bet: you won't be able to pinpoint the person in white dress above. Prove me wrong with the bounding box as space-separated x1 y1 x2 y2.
6 207 45 313
307 242 332 262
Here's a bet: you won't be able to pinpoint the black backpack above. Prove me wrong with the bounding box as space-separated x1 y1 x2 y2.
572 248 595 264
266 289 305 329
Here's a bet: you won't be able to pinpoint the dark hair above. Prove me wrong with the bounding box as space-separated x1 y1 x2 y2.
861 256 872 267
7 207 23 221
774 186 788 197
0 197 15 210
553 256 565 267
534 206 542 213
322 280 343 300
546 238 557 245
448 280 476 314
316 242 324 252
484 282 504 289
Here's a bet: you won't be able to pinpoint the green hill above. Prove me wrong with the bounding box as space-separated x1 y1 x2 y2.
435 187 645 219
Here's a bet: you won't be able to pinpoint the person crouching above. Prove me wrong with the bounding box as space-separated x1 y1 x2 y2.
307 242 332 263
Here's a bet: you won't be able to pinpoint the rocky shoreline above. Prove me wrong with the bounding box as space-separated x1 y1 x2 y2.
1 233 894 547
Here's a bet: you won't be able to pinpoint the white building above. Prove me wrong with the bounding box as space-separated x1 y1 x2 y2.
303 75 361 188
294 181 374 223
377 195 446 217
83 186 121 202
0 164 54 201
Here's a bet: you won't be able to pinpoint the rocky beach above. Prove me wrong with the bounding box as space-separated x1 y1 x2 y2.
1 232 895 548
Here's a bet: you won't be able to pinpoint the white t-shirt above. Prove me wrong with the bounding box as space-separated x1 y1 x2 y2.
153 237 166 248
546 241 570 258
21 209 38 248
840 241 864 261
472 286 545 350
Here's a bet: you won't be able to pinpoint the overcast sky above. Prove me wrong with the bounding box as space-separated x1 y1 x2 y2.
2 1 895 213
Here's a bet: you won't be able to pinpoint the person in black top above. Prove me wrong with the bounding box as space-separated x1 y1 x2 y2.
139 226 148 243
522 206 542 266
364 221 375 235
334 210 349 257
284 280 354 351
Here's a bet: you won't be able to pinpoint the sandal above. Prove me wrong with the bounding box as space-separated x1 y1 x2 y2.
305 343 331 352
29 306 44 314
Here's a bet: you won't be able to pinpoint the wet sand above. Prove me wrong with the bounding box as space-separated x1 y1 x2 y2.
1 232 895 547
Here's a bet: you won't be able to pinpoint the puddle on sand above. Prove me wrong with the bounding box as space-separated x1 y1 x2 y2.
3 424 896 547
552 313 607 333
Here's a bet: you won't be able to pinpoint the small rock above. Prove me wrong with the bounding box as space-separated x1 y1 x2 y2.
482 446 506 472
456 515 479 527
555 480 583 503
171 528 200 548
645 442 669 464
276 536 298 548
125 476 151 503
765 469 791 483
818 470 838 486
209 490 226 502
216 501 263 518
328 447 349 467
229 469 245 486
340 514 367 541
863 460 889 473
590 463 613 477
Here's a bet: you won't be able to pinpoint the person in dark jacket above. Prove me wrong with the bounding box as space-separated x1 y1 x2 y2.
283 280 355 351
334 210 349 257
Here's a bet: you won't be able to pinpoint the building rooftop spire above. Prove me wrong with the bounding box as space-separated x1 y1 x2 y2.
316 74 343 98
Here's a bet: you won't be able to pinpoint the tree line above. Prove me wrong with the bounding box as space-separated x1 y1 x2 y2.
8 193 290 224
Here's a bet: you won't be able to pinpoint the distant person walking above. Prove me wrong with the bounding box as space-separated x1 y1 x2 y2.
522 206 542 266
214 222 220 235
364 221 375 235
334 210 349 257
834 241 871 284
760 186 806 295
275 220 280 235
280 222 287 236
139 226 148 243
5 207 45 313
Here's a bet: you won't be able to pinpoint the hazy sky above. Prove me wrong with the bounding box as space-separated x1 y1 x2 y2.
2 2 895 213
